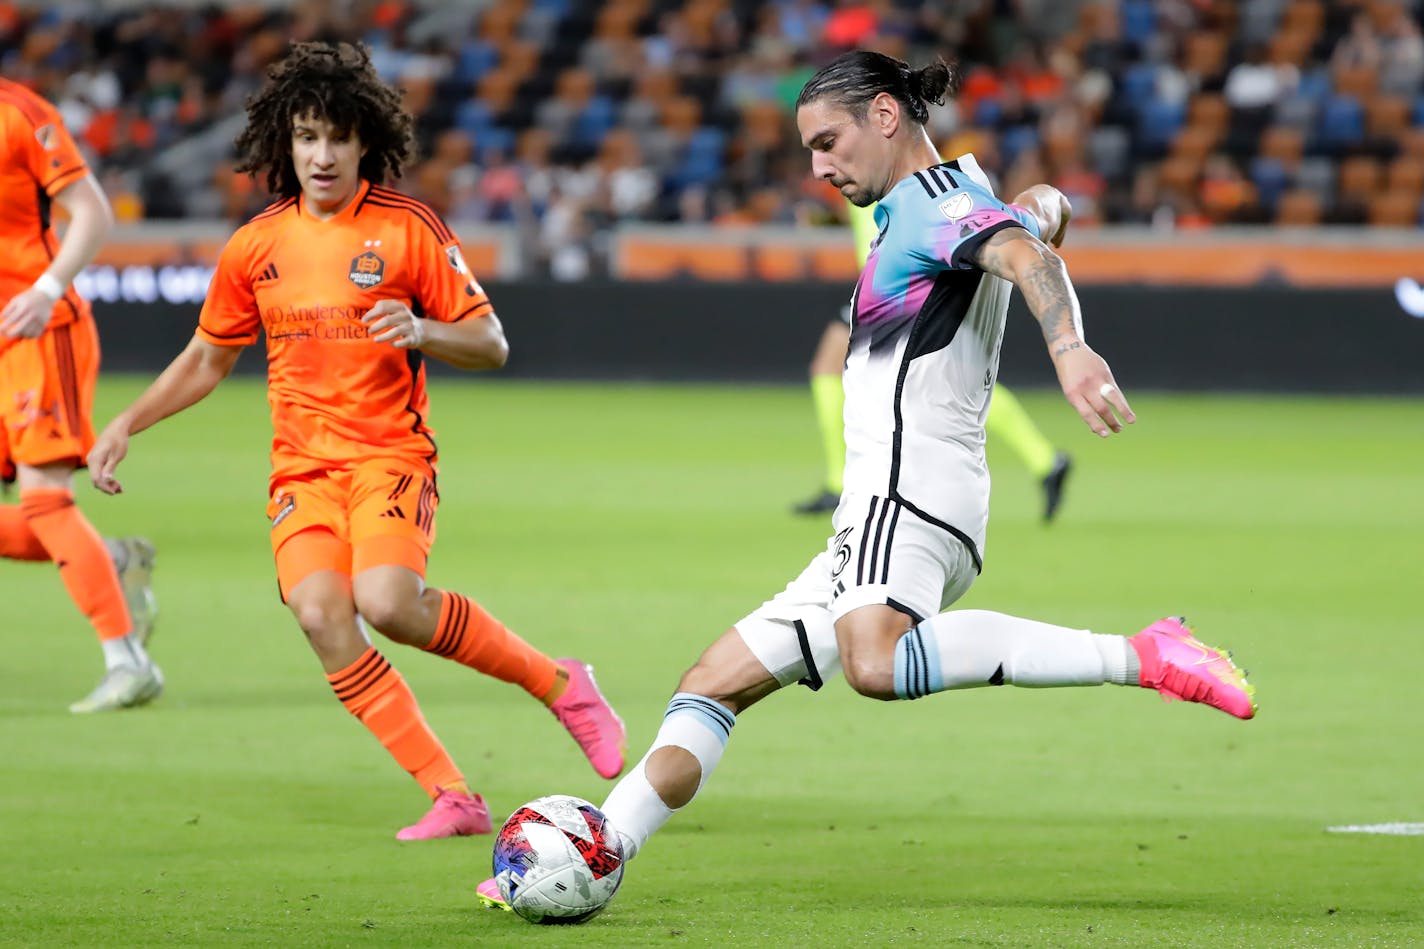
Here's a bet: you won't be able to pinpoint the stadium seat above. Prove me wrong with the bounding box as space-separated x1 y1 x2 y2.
1119 64 1159 112
1276 187 1323 225
1137 99 1187 153
1121 0 1157 45
1000 125 1039 165
1317 95 1365 151
1367 189 1420 227
1249 156 1291 210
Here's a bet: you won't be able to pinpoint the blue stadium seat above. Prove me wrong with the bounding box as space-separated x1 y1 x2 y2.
455 99 498 138
569 96 618 151
668 128 727 188
972 97 1003 128
1414 95 1424 127
1087 126 1131 179
1249 156 1290 210
455 41 499 84
1296 67 1333 104
1136 99 1186 151
474 126 516 163
1317 95 1364 151
1119 63 1159 112
1121 0 1157 45
1000 125 1039 164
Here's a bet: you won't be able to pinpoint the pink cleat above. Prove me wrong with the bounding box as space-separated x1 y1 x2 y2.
551 659 627 779
1129 617 1258 720
476 876 509 911
396 788 492 840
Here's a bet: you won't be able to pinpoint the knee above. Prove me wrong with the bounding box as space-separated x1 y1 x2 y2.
841 652 896 701
290 598 357 659
352 591 415 644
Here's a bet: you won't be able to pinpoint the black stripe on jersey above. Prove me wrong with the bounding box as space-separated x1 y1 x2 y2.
856 496 881 585
198 322 254 341
892 495 982 573
880 500 902 584
53 324 80 436
402 299 440 466
865 496 893 585
925 166 952 194
884 269 985 572
793 619 824 692
251 197 298 223
886 597 926 625
416 480 436 532
353 182 376 218
450 300 492 322
912 171 936 198
367 188 455 242
40 163 87 192
365 196 453 244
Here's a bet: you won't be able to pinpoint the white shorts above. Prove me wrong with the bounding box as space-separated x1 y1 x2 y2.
735 493 978 690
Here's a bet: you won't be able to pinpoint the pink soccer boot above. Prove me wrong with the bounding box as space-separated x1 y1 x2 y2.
396 788 492 840
550 659 627 778
1130 617 1258 720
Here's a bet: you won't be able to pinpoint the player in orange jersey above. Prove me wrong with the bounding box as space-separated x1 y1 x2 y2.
88 42 626 839
0 78 159 713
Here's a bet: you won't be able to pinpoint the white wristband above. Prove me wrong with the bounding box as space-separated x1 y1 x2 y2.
33 272 65 301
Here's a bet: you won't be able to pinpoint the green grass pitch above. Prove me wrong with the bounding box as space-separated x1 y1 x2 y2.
3 377 1422 948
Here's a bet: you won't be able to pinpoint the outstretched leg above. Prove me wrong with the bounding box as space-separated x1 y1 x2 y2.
837 604 1256 719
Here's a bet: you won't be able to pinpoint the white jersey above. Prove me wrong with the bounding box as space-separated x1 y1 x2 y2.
841 154 1040 570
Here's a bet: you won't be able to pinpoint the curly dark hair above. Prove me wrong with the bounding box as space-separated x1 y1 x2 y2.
234 41 415 198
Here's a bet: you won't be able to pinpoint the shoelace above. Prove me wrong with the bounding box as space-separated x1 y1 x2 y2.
557 702 605 747
1157 664 1218 705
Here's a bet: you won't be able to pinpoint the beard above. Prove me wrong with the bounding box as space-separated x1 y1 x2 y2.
838 181 878 207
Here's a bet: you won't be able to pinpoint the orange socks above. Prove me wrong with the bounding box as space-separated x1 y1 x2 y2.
19 488 130 639
327 647 465 798
0 504 48 560
427 592 560 700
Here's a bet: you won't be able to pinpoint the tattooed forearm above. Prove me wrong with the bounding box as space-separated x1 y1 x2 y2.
975 230 1084 352
1020 249 1082 348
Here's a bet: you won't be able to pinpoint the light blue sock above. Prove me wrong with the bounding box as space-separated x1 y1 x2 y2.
893 625 944 700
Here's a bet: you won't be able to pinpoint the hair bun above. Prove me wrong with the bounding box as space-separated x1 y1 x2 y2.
909 61 953 106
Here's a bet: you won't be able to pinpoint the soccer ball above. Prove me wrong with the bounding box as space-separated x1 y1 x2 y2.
492 795 625 924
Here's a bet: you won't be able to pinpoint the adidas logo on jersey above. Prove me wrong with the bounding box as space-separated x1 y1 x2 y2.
380 506 406 519
255 262 280 282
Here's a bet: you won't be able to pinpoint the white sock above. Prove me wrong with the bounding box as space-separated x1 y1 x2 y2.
894 609 1136 699
101 634 149 672
601 692 735 860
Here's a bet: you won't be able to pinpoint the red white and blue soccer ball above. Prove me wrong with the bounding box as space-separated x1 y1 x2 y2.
492 794 625 924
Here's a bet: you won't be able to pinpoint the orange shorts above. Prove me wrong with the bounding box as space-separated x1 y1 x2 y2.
0 317 98 470
268 459 439 599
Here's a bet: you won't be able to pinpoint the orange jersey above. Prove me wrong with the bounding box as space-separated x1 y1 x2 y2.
196 181 492 484
0 78 94 346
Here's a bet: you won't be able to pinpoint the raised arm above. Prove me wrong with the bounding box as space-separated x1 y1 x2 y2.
973 226 1134 437
1010 183 1072 248
88 336 244 494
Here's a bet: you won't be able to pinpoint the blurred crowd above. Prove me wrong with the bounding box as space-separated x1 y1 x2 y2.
3 0 1423 277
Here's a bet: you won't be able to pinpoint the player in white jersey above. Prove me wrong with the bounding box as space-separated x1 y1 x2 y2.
478 50 1257 910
